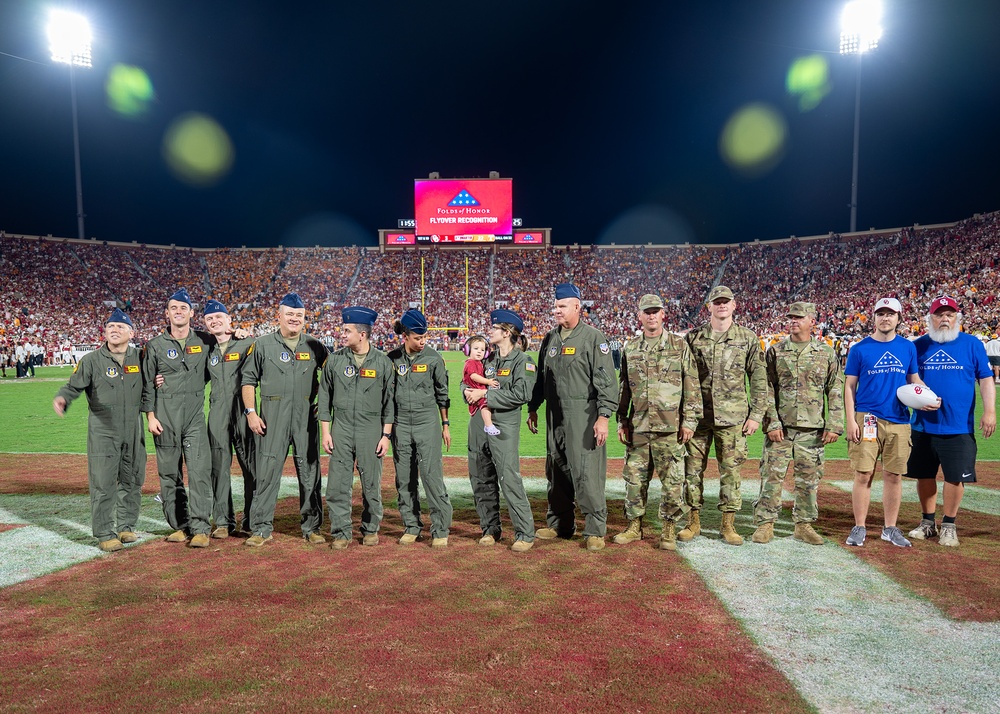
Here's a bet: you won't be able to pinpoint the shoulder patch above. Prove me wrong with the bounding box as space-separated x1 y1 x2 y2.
599 343 609 354
247 343 254 355
525 363 536 372
72 364 79 374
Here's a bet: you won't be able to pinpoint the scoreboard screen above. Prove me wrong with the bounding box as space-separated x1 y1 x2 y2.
415 178 513 242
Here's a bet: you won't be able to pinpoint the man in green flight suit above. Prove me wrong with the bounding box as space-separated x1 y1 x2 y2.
319 306 394 550
613 294 703 551
752 301 843 545
389 309 453 547
53 308 146 553
528 283 619 552
142 288 215 548
241 292 328 547
682 285 768 546
203 299 256 538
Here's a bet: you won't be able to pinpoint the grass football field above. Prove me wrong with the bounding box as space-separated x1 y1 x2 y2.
1 357 999 713
5 355 1000 461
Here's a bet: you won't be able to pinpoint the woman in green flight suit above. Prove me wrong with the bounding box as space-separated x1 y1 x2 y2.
465 309 537 552
388 309 453 547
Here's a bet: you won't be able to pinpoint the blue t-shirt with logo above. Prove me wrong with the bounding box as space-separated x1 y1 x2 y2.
844 335 919 423
911 332 991 434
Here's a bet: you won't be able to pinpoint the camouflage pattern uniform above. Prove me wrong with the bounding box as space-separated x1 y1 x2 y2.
684 322 768 513
618 330 702 524
753 335 844 524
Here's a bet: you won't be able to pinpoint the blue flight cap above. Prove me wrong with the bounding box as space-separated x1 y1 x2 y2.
168 288 192 307
106 308 133 329
400 309 428 335
490 308 524 333
342 306 377 327
555 283 582 300
204 299 228 316
280 293 305 309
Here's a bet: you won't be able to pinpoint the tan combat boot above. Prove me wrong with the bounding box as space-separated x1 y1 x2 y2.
612 518 643 545
720 512 743 546
751 522 774 544
793 522 824 545
658 522 677 551
677 511 700 542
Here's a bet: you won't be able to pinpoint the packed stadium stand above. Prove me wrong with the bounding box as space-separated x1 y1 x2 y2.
2 210 998 362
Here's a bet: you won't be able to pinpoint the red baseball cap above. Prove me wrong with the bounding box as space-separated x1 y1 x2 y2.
930 295 958 313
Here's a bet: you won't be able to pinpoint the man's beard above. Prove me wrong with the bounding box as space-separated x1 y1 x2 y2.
926 314 962 343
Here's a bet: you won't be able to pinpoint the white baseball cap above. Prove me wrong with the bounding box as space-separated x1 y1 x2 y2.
873 297 902 314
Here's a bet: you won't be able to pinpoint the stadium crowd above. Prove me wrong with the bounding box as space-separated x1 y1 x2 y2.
2 211 999 364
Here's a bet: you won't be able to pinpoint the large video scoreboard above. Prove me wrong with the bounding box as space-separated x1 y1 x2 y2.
380 176 548 248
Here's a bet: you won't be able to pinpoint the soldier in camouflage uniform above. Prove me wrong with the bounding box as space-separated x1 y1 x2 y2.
613 294 702 551
682 285 768 546
752 302 843 545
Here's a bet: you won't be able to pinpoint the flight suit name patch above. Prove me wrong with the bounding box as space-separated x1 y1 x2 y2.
413 364 428 373
224 352 241 362
562 347 576 355
125 365 140 373
497 369 511 376
361 369 377 378
296 352 311 361
186 345 202 354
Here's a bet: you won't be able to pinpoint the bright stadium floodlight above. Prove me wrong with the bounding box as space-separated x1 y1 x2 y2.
839 0 881 233
47 8 93 241
47 9 92 67
840 0 882 55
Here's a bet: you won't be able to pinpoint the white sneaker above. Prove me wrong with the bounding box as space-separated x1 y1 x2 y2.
908 519 938 540
938 523 960 547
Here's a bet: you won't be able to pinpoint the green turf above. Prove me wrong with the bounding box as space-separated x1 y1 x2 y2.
4 359 999 461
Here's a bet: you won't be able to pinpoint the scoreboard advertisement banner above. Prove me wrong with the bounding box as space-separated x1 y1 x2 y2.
513 231 542 245
385 233 416 245
415 178 513 242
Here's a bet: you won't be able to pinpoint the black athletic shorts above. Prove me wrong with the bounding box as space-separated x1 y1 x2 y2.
989 356 1000 368
905 431 977 484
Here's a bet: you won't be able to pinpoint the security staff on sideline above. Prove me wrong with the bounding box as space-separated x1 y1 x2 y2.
613 294 702 551
527 283 618 552
466 309 538 552
142 288 215 548
682 285 768 546
53 308 146 552
203 299 256 538
319 306 394 549
241 293 327 547
752 302 843 545
388 309 453 547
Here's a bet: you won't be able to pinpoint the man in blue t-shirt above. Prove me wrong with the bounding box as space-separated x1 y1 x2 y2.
906 296 996 547
844 297 926 548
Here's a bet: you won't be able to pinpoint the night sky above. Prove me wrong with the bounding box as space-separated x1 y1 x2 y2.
2 0 998 248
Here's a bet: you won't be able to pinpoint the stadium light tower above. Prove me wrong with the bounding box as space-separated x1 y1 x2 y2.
840 0 882 233
47 8 93 241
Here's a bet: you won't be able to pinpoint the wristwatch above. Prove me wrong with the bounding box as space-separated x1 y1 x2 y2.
382 432 392 439
244 407 255 416
441 420 450 426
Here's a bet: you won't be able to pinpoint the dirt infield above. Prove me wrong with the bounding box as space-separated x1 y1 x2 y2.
0 455 813 714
